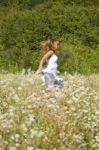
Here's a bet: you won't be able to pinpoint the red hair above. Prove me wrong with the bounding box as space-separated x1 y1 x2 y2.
40 39 60 54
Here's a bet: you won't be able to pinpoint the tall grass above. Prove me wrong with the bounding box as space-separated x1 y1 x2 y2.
0 72 99 150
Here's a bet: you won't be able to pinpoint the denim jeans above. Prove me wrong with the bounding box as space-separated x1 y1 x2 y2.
44 73 55 88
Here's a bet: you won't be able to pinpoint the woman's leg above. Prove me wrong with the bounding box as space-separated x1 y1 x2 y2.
44 73 56 97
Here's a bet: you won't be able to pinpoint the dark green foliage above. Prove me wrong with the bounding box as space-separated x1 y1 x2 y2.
0 0 99 74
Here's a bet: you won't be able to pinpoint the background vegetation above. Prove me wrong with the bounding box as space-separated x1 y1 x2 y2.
0 0 99 74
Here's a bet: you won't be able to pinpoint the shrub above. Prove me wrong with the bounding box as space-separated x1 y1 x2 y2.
0 1 98 73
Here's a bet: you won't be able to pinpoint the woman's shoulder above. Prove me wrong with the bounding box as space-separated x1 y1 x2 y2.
45 50 54 57
42 50 54 60
48 50 55 54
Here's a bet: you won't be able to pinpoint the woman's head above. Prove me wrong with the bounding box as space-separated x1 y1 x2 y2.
50 39 60 51
40 39 60 54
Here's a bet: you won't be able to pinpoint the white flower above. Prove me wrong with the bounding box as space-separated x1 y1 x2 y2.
4 141 9 145
13 94 20 102
27 146 34 150
37 131 45 137
10 146 17 150
15 134 20 139
28 115 35 124
59 132 65 139
15 143 20 147
18 86 22 91
31 129 44 137
95 110 99 115
31 130 38 136
73 134 83 141
95 135 99 142
27 105 32 109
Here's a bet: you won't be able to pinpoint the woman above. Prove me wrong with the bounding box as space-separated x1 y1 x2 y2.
36 39 61 96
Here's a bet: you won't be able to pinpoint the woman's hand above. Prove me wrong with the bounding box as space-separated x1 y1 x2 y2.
36 70 41 74
36 67 42 74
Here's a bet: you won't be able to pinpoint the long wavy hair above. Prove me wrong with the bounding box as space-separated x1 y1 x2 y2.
40 39 60 55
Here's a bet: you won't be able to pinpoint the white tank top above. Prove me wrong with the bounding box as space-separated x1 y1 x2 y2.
42 54 58 76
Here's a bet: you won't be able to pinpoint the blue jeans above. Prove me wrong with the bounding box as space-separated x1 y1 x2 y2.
43 73 64 88
44 73 55 88
54 78 64 87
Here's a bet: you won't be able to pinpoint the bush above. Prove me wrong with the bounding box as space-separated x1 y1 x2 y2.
0 1 98 73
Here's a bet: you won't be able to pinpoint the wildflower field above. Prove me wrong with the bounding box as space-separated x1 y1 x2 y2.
0 72 99 150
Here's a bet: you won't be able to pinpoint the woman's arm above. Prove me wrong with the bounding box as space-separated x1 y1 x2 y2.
38 50 54 71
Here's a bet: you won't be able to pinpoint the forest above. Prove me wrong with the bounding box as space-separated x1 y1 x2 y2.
0 0 99 74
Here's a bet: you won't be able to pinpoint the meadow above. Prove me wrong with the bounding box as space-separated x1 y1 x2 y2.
0 71 99 150
0 1 99 149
